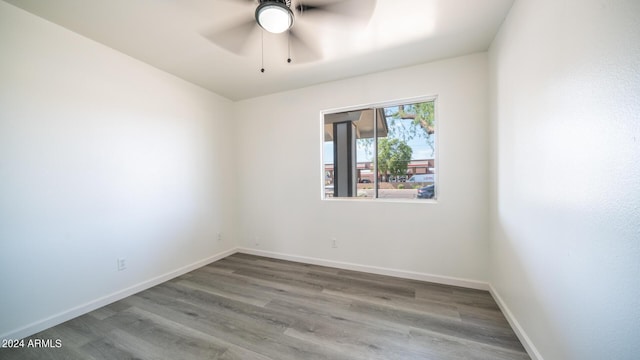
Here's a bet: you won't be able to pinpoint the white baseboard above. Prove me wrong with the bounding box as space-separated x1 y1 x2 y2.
237 247 490 291
1 247 239 342
489 285 543 360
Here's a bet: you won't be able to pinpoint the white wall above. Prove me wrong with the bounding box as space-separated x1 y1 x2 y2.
488 0 640 359
0 2 236 339
234 53 490 285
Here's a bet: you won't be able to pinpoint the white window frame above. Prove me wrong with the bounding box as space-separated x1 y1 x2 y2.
320 95 439 203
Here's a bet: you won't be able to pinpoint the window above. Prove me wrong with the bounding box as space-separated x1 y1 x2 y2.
322 98 437 200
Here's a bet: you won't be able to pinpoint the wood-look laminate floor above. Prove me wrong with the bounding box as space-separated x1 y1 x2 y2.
2 253 530 360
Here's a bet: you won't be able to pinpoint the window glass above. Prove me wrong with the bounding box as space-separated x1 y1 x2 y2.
323 99 436 200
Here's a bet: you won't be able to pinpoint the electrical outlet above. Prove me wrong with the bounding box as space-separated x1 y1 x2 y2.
217 232 222 242
254 236 260 247
117 258 126 271
331 237 338 248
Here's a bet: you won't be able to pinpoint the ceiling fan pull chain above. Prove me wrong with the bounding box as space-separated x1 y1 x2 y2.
287 30 292 64
261 30 265 73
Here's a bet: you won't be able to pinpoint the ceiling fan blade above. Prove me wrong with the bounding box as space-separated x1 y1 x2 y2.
295 3 324 13
288 28 322 63
201 18 259 55
295 0 376 23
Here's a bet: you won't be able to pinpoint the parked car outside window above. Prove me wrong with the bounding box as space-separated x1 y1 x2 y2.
417 184 435 199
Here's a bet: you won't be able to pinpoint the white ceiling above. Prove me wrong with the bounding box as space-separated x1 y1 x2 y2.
3 0 514 100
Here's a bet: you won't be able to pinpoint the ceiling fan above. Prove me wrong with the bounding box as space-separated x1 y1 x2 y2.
203 0 377 72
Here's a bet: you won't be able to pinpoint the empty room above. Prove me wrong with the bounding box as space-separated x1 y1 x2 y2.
1 0 638 359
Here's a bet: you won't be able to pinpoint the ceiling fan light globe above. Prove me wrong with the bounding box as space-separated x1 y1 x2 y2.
256 3 293 34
